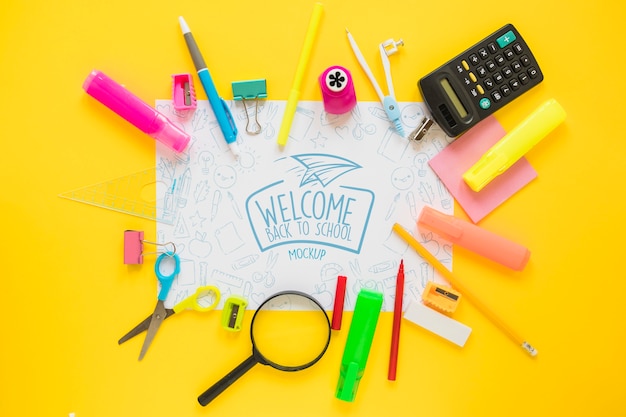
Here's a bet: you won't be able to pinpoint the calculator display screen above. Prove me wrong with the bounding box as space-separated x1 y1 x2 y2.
440 78 468 118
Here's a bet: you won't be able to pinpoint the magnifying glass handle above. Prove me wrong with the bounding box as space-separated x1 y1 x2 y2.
198 354 258 406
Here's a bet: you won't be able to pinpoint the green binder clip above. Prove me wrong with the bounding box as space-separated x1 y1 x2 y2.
221 295 248 332
231 79 267 135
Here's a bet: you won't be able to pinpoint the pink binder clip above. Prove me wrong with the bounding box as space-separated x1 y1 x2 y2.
123 230 176 264
172 73 197 111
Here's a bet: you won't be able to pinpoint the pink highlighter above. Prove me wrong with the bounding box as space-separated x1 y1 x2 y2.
83 70 190 153
417 206 530 271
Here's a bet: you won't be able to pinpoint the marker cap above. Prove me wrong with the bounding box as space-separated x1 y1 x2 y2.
418 206 531 271
151 113 191 152
331 275 347 330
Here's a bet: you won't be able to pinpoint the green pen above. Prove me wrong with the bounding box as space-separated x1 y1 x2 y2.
335 289 383 402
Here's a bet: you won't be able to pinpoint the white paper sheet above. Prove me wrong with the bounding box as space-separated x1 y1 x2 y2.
155 99 454 311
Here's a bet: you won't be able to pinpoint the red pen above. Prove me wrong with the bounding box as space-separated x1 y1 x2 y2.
388 260 404 380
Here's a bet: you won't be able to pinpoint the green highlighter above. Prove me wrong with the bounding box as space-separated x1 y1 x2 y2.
335 289 383 402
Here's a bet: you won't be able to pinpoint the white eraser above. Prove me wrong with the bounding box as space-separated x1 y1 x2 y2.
403 301 472 347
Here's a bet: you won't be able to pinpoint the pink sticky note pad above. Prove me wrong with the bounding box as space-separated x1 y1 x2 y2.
429 116 537 223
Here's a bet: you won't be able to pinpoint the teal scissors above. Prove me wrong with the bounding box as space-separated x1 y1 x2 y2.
120 252 221 359
118 252 180 360
136 252 179 360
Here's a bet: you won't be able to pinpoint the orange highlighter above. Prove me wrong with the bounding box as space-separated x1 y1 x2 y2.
417 206 530 271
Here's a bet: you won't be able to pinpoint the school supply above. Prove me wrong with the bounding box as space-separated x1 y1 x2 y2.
123 230 176 264
276 2 324 147
172 73 197 110
179 16 240 158
392 223 538 357
419 24 543 138
155 99 452 310
319 65 357 114
418 206 531 270
232 79 267 134
220 295 248 332
428 116 537 223
59 167 177 224
118 285 220 344
388 260 404 381
404 302 472 347
463 98 566 191
421 281 462 314
83 70 190 153
346 30 405 136
331 275 347 330
336 289 383 402
131 252 180 360
198 291 331 406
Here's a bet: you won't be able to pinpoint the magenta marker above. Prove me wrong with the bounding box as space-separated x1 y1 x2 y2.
83 70 190 153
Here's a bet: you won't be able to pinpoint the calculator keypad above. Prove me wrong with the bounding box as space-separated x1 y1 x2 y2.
457 28 542 111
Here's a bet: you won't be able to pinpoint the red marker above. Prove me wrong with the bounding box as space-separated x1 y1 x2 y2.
331 275 347 330
388 260 404 380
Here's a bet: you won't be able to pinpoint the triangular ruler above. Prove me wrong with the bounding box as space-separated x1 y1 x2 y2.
59 167 177 224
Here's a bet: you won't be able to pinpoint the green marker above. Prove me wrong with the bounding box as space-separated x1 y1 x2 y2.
335 289 383 402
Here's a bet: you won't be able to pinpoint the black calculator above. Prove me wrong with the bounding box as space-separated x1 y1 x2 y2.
418 24 543 138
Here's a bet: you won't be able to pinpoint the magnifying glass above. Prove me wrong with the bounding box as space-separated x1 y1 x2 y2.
198 291 331 406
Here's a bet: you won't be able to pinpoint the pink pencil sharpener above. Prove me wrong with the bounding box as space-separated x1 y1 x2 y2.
319 66 357 114
172 73 197 111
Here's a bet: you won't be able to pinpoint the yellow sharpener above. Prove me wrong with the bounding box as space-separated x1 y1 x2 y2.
220 295 248 332
422 281 462 314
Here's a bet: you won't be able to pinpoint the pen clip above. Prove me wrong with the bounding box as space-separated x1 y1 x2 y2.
220 98 238 137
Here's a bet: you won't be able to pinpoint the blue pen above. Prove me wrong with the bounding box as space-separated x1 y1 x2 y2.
179 16 240 158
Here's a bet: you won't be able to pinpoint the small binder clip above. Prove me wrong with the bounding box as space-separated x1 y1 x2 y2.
232 79 267 134
123 230 176 264
172 73 197 110
221 295 248 331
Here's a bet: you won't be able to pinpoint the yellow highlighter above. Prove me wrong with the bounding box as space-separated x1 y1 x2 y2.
463 99 566 192
276 2 324 147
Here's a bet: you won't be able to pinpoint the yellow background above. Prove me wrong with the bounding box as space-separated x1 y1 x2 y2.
2 0 625 416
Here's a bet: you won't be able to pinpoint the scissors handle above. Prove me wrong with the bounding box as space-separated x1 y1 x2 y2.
172 285 221 313
154 252 180 300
